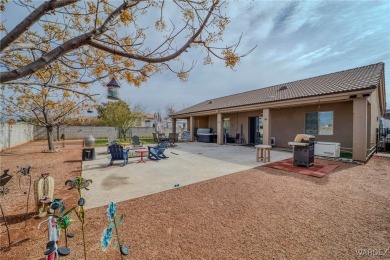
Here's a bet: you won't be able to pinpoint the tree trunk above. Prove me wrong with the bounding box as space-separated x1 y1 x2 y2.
46 125 54 151
121 130 127 141
56 124 60 141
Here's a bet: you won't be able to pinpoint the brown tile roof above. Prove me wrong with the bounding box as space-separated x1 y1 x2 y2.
173 62 384 116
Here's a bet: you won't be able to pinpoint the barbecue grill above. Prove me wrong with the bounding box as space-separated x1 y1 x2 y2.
288 134 315 167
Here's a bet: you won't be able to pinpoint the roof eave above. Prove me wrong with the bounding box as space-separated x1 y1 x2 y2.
171 87 377 118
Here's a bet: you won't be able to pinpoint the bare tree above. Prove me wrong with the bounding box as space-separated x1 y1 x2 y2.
0 83 95 151
1 0 255 89
164 104 176 120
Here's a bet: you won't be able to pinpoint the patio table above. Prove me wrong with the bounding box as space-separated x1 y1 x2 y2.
135 149 148 163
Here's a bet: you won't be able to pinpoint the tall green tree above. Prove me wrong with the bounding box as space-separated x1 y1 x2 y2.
97 100 143 140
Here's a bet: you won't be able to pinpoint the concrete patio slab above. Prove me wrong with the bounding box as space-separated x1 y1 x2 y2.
82 142 292 209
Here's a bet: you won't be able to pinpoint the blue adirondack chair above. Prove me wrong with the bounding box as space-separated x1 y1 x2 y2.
147 141 169 160
108 144 129 165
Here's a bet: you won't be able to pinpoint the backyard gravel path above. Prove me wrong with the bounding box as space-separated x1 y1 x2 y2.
1 140 389 259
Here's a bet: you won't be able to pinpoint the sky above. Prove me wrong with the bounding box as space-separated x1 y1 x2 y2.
2 0 390 114
113 0 390 113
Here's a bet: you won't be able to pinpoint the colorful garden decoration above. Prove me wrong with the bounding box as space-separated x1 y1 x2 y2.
34 173 54 217
101 202 129 258
0 165 33 248
106 77 121 100
38 199 74 258
0 170 11 248
50 199 74 256
65 176 92 260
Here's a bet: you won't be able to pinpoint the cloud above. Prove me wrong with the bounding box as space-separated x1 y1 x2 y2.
74 1 390 111
2 0 390 112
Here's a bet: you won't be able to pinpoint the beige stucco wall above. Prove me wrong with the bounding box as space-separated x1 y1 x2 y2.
195 116 209 128
270 101 354 149
190 93 382 158
367 87 382 145
209 115 217 132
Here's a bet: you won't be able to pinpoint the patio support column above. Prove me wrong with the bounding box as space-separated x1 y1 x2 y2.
263 108 271 145
217 113 223 145
353 98 368 162
172 118 176 134
189 116 195 142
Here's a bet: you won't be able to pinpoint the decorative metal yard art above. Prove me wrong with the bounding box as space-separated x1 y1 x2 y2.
65 176 92 260
38 199 74 258
0 169 12 248
0 165 32 248
6 118 16 149
50 199 74 256
106 77 121 100
101 202 129 258
34 173 55 217
18 165 32 227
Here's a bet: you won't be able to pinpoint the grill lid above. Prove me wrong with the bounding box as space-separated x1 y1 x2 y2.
294 134 315 143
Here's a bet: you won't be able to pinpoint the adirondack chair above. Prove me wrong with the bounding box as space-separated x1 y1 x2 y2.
131 135 143 148
168 133 179 147
147 141 169 160
108 144 129 166
107 139 118 153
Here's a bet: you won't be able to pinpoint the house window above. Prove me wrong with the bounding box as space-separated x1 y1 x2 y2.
305 111 333 135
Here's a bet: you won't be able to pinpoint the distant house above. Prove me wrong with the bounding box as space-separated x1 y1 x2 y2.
381 110 390 128
170 62 386 162
140 113 155 127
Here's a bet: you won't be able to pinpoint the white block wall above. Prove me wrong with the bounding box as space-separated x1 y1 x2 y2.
0 122 34 150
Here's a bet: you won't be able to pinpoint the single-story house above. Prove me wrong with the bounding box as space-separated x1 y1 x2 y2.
170 62 386 162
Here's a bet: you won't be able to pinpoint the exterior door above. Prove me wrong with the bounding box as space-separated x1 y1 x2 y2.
249 117 263 145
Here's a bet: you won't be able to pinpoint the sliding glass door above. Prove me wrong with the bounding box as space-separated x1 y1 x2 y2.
248 116 263 145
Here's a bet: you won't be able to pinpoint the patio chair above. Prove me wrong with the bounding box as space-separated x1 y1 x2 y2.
181 130 190 141
147 141 169 160
131 135 143 148
168 133 179 147
108 144 129 166
107 139 118 153
158 133 169 142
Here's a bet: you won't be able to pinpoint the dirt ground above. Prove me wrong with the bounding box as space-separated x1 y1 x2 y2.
1 140 390 259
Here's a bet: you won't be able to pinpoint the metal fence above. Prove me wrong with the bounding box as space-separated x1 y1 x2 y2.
376 128 390 153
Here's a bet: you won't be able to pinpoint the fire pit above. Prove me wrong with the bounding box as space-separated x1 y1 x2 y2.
288 134 315 167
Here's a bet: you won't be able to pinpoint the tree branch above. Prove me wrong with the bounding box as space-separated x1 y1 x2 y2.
4 80 97 100
0 0 79 52
86 1 218 63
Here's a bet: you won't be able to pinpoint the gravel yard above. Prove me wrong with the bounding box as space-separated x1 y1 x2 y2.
1 140 389 259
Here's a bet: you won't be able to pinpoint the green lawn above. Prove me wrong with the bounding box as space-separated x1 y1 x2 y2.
94 138 155 146
340 152 353 159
